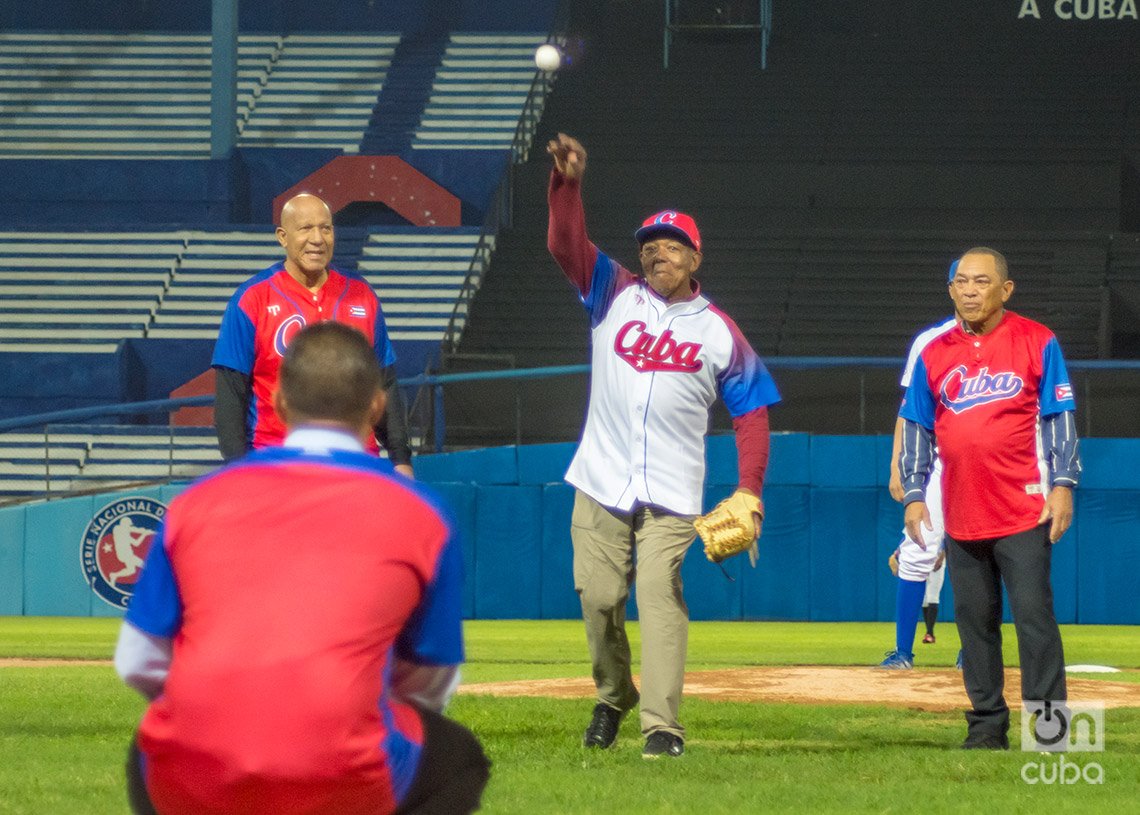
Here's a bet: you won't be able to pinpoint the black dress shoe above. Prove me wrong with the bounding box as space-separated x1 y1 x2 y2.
642 731 684 758
961 733 1010 750
583 703 624 749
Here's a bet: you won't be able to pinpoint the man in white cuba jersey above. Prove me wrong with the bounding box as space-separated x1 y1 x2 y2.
546 133 780 759
879 302 958 669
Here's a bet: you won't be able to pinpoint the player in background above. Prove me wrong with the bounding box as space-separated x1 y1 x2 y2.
212 193 413 476
920 554 945 644
900 247 1080 749
116 322 488 814
546 133 780 759
877 261 959 669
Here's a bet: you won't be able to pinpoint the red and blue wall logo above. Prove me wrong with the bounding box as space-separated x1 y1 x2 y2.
80 497 167 608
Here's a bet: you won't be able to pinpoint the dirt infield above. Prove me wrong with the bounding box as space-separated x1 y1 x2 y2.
5 659 1136 710
460 667 1140 711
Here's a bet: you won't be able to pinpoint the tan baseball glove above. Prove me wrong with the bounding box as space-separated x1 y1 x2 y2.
694 490 763 566
888 549 900 576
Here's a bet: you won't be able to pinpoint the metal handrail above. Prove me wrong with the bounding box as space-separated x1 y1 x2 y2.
0 396 213 434
5 357 1140 436
438 34 561 357
2 355 1137 438
2 356 1139 504
439 184 501 357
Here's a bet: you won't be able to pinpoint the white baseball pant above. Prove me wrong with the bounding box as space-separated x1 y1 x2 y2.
898 457 945 582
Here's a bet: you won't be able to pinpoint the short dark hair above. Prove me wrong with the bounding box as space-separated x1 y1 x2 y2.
960 246 1009 281
279 322 382 425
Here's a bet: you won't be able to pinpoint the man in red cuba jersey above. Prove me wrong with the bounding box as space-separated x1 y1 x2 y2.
212 193 412 475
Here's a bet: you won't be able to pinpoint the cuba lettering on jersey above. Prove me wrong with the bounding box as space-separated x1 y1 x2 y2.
211 262 397 450
568 249 780 516
125 446 463 815
614 321 703 372
900 311 1075 540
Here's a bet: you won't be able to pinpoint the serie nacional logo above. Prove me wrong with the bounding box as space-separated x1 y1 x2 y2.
80 497 167 608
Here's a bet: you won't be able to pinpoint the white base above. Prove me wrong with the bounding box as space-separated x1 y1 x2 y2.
1065 664 1121 673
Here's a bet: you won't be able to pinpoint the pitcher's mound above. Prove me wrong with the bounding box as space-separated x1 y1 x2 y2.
460 666 1140 711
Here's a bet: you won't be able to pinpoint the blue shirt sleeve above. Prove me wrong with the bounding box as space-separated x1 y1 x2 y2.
716 342 781 417
395 526 465 666
899 420 935 504
124 528 183 638
899 355 936 430
1042 411 1081 487
582 251 625 327
1039 337 1076 417
212 292 256 374
373 301 398 368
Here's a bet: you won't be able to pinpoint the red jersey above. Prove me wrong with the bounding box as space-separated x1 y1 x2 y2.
900 311 1076 540
211 262 397 451
124 443 464 814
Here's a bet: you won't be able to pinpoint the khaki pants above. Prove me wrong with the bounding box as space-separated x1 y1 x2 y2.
570 490 696 738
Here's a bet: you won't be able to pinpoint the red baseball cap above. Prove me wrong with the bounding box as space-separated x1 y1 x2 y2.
634 210 702 253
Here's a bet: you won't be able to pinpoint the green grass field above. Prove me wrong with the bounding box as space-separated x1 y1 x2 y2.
1 618 1137 814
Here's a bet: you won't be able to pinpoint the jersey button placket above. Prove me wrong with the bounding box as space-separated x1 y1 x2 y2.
631 381 650 491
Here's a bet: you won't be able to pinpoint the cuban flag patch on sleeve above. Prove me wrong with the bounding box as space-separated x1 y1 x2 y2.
349 305 367 318
1056 384 1073 401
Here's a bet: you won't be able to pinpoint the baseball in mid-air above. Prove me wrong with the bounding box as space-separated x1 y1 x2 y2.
534 43 561 72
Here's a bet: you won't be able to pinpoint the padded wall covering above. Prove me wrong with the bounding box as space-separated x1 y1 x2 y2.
3 437 1136 623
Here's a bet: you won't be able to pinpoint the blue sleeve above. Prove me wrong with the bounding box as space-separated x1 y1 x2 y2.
1039 337 1076 417
211 293 256 374
716 340 780 416
395 526 464 666
373 302 397 368
582 251 625 327
898 355 936 430
899 420 935 504
124 528 182 638
1042 411 1081 487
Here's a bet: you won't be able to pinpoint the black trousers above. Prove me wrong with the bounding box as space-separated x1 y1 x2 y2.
395 707 490 815
127 707 489 815
946 524 1067 738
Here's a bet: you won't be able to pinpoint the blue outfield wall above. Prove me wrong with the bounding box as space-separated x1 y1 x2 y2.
1 436 1137 624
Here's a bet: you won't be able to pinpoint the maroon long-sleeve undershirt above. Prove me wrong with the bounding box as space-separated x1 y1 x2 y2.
733 406 771 504
547 170 601 297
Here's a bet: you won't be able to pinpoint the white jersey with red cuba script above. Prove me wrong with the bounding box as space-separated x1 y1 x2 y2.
566 255 779 516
